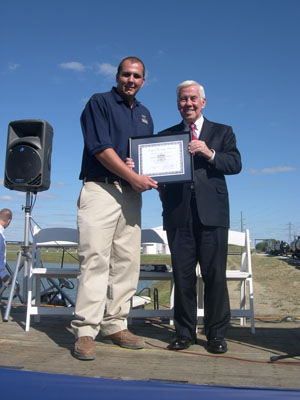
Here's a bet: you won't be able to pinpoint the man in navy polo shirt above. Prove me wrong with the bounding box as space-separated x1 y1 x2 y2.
72 57 158 361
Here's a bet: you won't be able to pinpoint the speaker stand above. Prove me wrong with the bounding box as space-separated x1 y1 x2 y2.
0 262 22 303
3 191 33 321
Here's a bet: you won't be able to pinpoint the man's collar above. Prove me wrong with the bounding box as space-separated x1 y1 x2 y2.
111 86 140 106
183 115 204 131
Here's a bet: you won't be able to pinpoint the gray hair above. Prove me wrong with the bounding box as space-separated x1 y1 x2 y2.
176 80 206 100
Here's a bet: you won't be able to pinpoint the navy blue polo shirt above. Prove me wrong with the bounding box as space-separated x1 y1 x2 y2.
79 87 154 179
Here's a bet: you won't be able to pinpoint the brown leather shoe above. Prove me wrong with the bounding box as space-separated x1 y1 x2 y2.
73 336 96 360
103 329 145 349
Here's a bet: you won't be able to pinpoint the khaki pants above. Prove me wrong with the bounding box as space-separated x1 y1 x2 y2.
71 181 142 339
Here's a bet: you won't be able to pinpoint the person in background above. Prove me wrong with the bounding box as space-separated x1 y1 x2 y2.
159 80 242 353
71 56 158 361
0 208 13 288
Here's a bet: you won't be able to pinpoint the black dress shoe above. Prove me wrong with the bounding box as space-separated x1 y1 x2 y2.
168 336 195 350
207 338 228 354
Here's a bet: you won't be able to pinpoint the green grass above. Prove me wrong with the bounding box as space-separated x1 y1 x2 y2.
6 248 79 264
6 248 172 265
6 246 241 265
141 254 171 265
143 280 171 309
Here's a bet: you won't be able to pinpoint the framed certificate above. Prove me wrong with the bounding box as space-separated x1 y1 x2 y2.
129 131 193 184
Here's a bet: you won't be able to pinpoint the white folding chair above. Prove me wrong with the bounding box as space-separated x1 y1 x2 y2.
26 227 169 330
197 229 255 333
129 270 174 321
25 227 79 331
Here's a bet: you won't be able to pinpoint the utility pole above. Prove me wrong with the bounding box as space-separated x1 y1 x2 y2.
288 222 292 243
240 211 245 232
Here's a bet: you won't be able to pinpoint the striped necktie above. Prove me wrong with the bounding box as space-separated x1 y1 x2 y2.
189 123 198 140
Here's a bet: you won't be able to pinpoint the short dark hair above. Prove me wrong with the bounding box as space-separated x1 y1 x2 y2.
117 57 146 78
0 208 12 222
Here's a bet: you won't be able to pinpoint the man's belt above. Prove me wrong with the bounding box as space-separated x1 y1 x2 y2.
85 176 130 186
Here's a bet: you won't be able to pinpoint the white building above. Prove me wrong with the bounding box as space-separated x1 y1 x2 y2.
141 226 170 255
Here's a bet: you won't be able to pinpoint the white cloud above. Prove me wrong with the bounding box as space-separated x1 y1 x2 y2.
55 212 75 216
59 62 86 72
144 71 157 85
8 63 20 71
246 166 296 175
38 193 57 199
95 62 116 78
58 61 117 78
0 195 14 201
80 97 89 104
52 182 66 187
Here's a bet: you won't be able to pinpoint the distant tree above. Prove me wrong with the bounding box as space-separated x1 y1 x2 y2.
256 241 268 253
256 239 277 253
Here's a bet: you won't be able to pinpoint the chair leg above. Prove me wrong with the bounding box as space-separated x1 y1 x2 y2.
25 273 33 332
197 278 204 325
128 297 133 325
240 280 246 326
249 278 255 334
34 276 41 323
169 279 174 325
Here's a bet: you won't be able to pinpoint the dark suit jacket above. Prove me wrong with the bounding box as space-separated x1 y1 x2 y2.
159 118 242 229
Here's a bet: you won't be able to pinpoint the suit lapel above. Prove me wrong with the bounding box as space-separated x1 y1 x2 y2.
199 118 212 142
165 119 212 140
174 121 185 133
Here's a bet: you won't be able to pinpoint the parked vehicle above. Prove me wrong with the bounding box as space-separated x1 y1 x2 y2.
290 236 300 259
268 240 290 257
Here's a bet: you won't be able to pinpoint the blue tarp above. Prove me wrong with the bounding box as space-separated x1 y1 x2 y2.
1 368 300 400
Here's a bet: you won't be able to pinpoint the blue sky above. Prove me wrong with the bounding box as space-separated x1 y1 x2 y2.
1 0 299 243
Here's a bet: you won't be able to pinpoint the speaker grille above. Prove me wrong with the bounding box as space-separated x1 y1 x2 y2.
6 145 42 184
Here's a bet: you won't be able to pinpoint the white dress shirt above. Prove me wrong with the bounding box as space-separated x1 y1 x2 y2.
183 115 204 139
184 116 215 161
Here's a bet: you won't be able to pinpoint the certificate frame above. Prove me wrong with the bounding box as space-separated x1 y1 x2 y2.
129 131 193 184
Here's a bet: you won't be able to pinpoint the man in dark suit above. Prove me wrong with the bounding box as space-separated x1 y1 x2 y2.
159 80 242 353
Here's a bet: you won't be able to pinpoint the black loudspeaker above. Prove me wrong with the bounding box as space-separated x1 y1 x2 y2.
4 119 53 193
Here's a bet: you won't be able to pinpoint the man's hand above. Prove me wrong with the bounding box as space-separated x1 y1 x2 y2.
129 174 158 193
125 157 158 192
188 140 214 159
95 149 157 193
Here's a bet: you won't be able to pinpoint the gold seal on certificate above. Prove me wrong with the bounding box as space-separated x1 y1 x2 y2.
129 132 193 184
